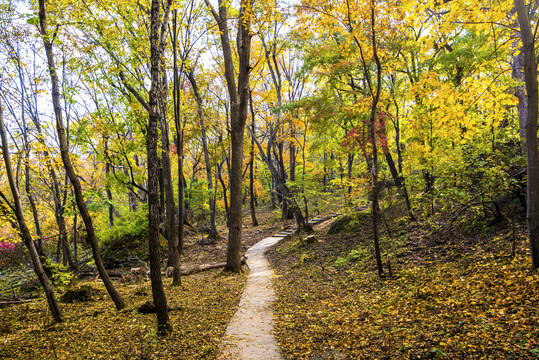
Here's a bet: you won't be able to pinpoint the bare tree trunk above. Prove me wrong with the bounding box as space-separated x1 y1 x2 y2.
104 138 115 227
252 134 312 232
516 0 539 269
0 97 62 323
186 71 218 238
160 101 180 286
14 60 45 253
147 0 173 334
511 6 528 149
347 153 354 198
382 150 414 220
248 93 258 227
38 0 125 310
218 160 230 226
204 0 253 273
369 2 384 277
347 0 383 276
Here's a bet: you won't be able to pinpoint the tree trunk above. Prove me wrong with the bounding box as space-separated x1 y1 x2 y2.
0 97 63 323
511 7 528 148
252 134 312 232
204 0 253 273
104 139 115 227
347 153 354 198
187 71 218 238
160 102 180 286
38 0 125 310
172 9 184 260
370 2 384 278
148 0 173 334
218 160 230 226
17 69 44 253
248 94 258 227
382 150 414 220
516 0 539 269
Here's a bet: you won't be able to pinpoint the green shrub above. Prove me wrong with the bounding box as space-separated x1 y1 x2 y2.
43 258 72 292
97 204 149 257
334 247 370 267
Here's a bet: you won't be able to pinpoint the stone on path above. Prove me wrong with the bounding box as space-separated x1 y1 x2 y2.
217 236 284 360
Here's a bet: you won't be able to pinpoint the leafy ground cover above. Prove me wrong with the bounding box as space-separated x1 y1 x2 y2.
0 212 284 360
267 207 539 360
0 271 245 360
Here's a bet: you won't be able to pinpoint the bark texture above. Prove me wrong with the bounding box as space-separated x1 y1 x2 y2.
516 0 539 269
148 0 173 333
204 0 253 273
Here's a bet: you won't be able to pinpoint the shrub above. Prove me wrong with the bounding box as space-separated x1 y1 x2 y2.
0 241 22 269
43 258 73 292
97 204 149 258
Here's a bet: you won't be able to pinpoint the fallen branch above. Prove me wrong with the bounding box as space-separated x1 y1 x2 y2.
168 256 247 277
0 298 35 307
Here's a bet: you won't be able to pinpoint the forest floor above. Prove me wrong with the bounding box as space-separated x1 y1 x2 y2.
267 203 539 360
1 202 539 360
0 211 284 360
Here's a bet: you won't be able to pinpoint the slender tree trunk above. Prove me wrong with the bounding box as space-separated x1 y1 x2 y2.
147 0 173 334
0 98 63 322
38 0 125 310
104 139 114 227
160 106 180 286
159 67 179 283
347 153 354 198
187 71 218 238
277 141 292 220
218 160 230 226
172 10 184 259
516 0 539 269
252 134 312 232
382 150 415 220
249 94 258 227
72 194 78 264
323 151 328 192
511 6 528 149
349 0 383 276
369 2 384 277
17 66 44 253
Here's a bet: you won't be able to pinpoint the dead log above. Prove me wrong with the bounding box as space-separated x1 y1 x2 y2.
0 298 34 307
166 256 247 277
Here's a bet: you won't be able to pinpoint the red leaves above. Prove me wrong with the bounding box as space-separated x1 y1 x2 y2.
341 109 393 155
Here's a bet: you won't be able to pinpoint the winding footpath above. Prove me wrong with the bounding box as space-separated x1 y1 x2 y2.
217 236 284 360
217 215 338 359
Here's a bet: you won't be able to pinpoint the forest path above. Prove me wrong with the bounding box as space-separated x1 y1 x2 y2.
216 236 284 360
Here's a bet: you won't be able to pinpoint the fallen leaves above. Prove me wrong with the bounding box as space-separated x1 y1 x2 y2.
268 216 539 359
0 270 247 359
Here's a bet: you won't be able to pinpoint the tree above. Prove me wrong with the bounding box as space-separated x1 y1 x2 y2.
204 0 253 273
186 69 219 239
0 96 63 323
515 0 539 269
37 0 125 310
147 0 173 334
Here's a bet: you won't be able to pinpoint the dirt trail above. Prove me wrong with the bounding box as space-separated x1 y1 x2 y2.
217 236 284 360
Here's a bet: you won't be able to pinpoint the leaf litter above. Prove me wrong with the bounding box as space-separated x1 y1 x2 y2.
266 209 539 360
